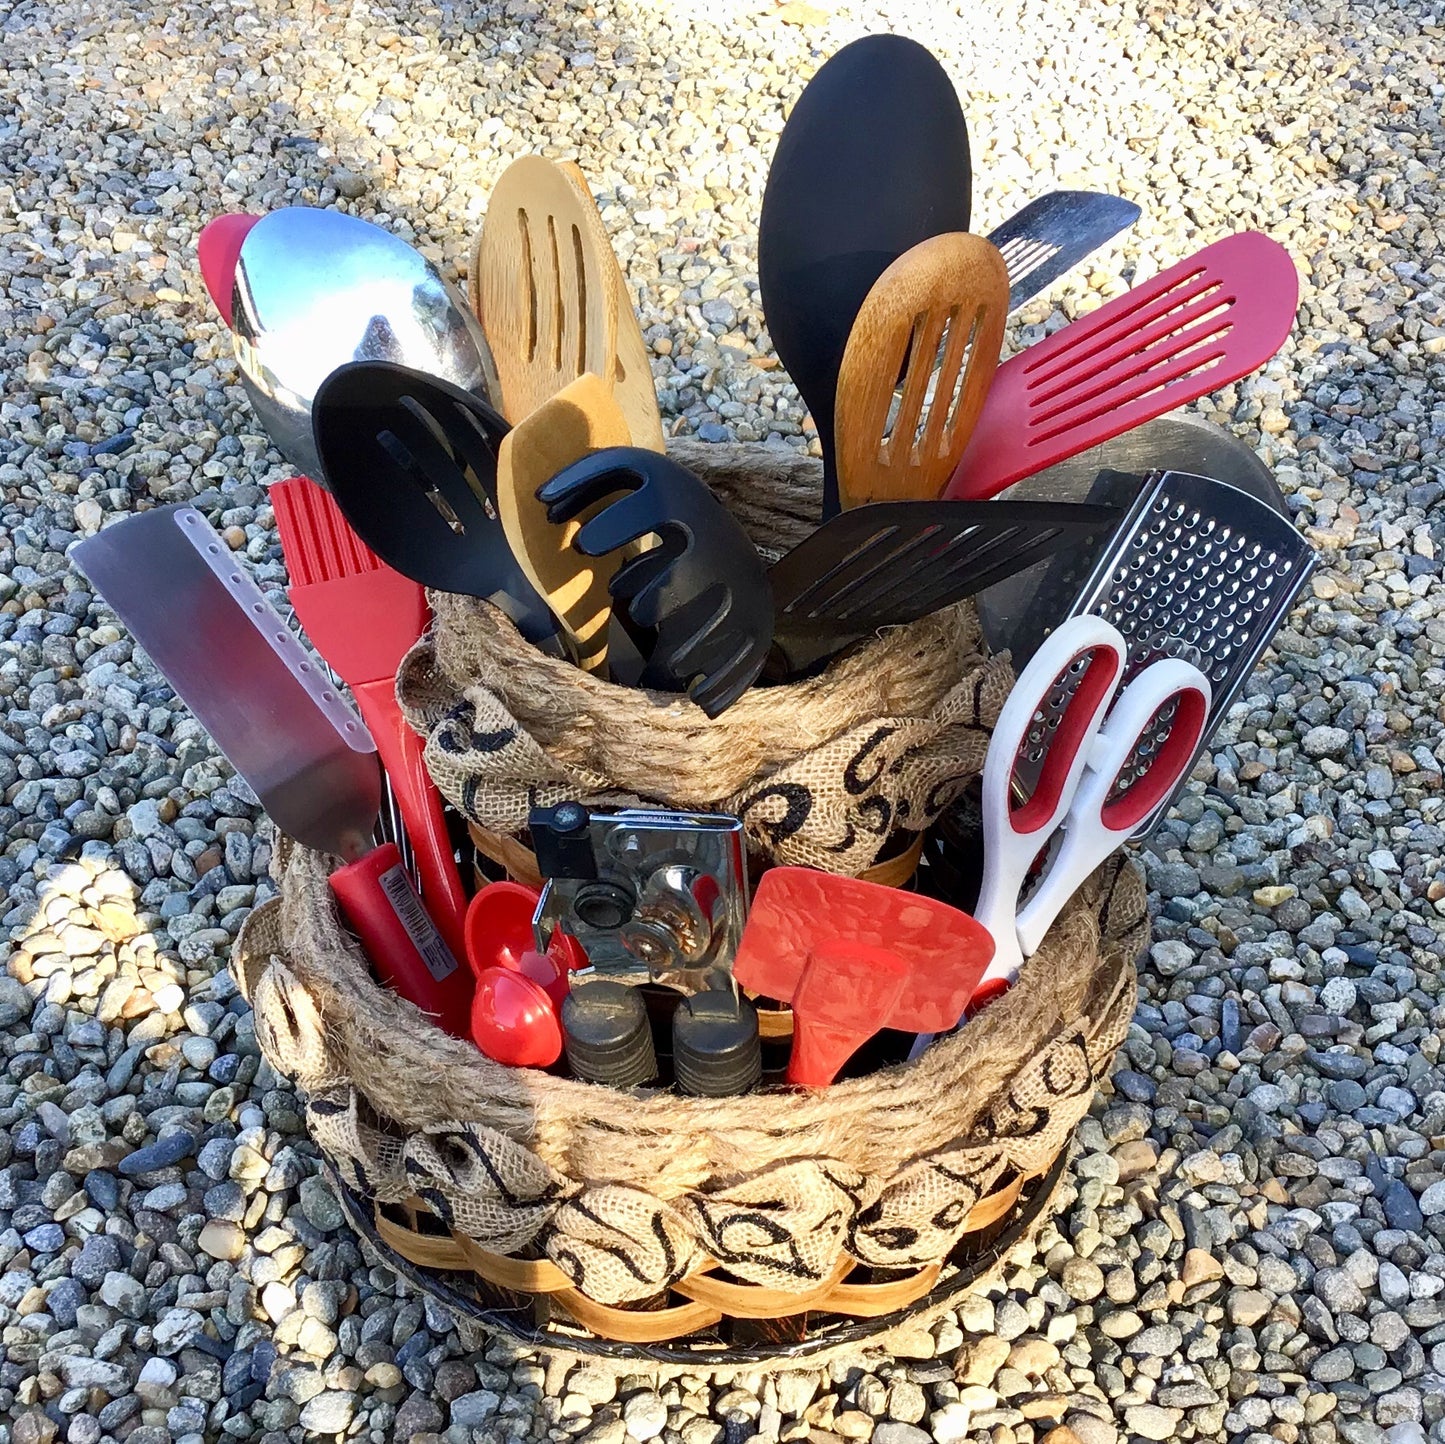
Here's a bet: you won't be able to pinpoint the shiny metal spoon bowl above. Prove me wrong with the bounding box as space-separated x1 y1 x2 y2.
230 207 500 481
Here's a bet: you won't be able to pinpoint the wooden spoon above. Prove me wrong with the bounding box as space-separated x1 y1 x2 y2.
471 156 619 424
834 232 1008 509
495 372 632 673
559 162 667 453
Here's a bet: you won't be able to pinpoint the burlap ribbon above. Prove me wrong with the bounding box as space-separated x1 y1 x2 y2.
237 852 1147 1306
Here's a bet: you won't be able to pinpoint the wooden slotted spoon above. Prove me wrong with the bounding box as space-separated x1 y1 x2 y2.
495 372 632 674
834 232 1009 509
471 155 619 424
559 162 667 453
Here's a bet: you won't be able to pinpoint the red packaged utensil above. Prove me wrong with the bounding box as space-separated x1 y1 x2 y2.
272 476 471 964
197 213 260 327
945 232 1299 500
731 869 995 1086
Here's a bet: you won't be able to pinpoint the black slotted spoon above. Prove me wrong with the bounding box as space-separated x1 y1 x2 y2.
311 361 562 648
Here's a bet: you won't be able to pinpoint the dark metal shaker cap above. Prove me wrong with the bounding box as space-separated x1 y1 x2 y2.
672 991 761 1097
561 981 657 1088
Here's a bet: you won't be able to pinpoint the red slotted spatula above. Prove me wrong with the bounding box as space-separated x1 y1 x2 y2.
731 869 995 1087
945 232 1299 501
271 477 470 965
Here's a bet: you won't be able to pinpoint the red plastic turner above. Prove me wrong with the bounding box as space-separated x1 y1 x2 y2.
731 868 995 1086
945 232 1299 500
272 476 471 966
197 213 260 327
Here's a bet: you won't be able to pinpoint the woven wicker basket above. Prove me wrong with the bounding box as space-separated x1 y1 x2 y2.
231 441 1150 1363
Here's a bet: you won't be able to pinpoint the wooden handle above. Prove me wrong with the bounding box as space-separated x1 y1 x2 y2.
558 162 667 454
471 155 620 424
496 373 633 672
835 232 1009 508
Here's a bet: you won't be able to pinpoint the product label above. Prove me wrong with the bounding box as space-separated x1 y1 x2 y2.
378 864 459 983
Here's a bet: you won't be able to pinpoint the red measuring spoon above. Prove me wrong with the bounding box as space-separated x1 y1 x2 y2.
197 213 261 327
465 882 584 1011
732 869 995 1086
470 966 563 1068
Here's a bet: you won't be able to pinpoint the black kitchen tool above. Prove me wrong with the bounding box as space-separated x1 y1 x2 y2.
537 447 774 716
672 992 762 1097
766 498 1121 679
987 191 1143 313
758 34 972 520
561 981 658 1087
311 361 561 647
977 413 1292 668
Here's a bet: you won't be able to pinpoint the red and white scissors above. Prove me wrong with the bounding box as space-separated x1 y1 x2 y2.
912 615 1211 1054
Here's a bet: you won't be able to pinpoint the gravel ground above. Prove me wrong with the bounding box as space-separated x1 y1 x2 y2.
3 0 1445 1440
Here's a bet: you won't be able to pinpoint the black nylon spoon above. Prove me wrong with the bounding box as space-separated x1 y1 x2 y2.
758 34 972 521
311 360 562 648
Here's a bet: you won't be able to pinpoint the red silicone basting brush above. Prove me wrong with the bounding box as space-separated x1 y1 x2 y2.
271 476 472 973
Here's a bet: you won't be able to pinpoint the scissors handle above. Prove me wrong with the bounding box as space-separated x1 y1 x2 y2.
1015 657 1211 957
972 616 1128 992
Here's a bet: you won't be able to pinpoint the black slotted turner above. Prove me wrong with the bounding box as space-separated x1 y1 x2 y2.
767 499 1121 679
538 447 774 717
311 361 561 648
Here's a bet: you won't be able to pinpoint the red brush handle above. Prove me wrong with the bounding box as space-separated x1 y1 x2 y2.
328 842 473 1039
353 679 468 963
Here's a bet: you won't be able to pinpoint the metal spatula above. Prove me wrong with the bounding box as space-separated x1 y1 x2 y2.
1000 470 1317 838
834 232 1009 508
987 191 1142 313
766 498 1120 680
945 232 1300 500
70 506 474 1037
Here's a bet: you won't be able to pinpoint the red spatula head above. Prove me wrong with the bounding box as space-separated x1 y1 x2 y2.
733 868 995 1086
198 213 261 327
945 231 1299 501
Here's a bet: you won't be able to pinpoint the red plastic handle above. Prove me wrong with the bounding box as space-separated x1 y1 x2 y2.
353 678 468 963
328 842 473 1039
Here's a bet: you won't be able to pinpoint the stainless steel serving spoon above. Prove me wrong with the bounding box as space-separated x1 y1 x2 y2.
226 207 501 481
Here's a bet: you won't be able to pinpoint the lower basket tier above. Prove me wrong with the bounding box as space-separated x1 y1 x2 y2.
332 1148 1070 1366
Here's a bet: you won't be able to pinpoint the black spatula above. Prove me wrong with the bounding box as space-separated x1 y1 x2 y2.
758 34 972 521
311 361 561 648
766 499 1120 680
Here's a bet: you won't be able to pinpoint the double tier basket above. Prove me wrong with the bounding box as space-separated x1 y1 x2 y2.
233 442 1149 1365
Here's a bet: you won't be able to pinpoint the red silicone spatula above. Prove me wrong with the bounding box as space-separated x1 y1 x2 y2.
731 869 995 1086
945 232 1299 500
197 213 260 326
271 476 470 964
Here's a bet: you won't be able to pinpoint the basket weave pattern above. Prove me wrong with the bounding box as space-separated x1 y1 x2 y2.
232 441 1150 1345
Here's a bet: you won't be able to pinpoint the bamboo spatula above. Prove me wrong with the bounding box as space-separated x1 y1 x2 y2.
495 372 633 674
835 232 1009 509
471 155 619 424
559 162 667 453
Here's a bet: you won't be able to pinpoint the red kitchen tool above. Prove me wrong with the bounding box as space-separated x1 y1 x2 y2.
197 213 260 326
945 232 1299 500
464 881 586 1011
470 967 564 1068
272 476 470 964
731 869 995 1086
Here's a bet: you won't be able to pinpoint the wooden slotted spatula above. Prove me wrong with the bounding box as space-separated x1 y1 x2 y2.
835 232 1009 508
495 372 633 674
558 162 667 453
471 155 620 424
